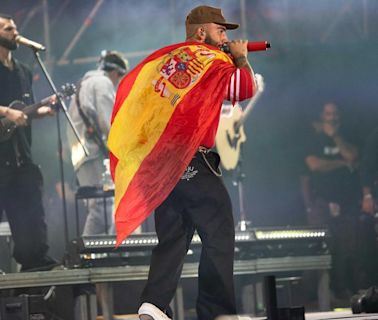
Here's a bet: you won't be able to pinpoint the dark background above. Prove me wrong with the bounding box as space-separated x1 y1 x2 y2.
1 0 377 261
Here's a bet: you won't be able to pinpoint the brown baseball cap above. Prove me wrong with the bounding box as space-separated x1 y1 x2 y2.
186 5 239 30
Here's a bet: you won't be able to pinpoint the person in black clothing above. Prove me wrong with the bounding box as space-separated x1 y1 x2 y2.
361 126 378 213
301 102 376 304
358 127 378 286
301 102 360 225
137 5 257 320
0 13 56 271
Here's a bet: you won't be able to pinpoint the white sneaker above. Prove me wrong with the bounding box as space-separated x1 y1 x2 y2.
138 302 172 320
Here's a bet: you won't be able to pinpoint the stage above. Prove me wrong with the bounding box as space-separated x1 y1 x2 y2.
0 228 333 320
2 264 376 320
0 256 331 320
236 311 378 320
94 310 378 319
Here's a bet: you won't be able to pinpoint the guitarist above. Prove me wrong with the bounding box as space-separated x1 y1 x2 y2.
0 13 57 271
67 50 128 235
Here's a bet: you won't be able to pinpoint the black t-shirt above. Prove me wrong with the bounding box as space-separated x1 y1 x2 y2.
304 128 360 206
0 59 34 165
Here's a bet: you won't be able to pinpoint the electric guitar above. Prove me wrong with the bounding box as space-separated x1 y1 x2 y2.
0 83 76 143
216 74 264 170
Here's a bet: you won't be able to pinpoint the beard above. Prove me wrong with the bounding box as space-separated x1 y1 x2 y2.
0 35 18 51
204 35 220 48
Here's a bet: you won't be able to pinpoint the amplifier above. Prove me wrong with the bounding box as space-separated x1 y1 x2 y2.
65 227 329 268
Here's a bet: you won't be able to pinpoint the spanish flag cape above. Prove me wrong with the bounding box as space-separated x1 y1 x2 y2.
108 41 235 245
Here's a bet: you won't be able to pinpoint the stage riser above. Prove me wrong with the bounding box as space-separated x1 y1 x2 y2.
66 228 329 269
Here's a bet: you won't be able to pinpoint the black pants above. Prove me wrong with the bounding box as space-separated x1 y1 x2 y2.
141 151 236 320
329 211 378 296
0 162 49 269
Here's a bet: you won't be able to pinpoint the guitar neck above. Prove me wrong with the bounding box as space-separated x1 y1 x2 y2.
238 90 262 127
22 95 55 115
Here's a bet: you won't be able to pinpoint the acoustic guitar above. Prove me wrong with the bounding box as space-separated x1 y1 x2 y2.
216 74 264 170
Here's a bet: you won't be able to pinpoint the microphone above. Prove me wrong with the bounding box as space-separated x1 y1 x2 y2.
221 41 270 53
247 41 271 52
15 35 46 51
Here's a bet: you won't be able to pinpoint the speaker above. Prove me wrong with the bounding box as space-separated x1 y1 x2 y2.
0 286 75 320
0 295 47 320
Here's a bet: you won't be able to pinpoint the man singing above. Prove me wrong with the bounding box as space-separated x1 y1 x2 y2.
108 5 258 320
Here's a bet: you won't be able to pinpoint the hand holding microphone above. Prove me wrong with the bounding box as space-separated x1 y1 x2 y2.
221 40 270 54
15 35 46 51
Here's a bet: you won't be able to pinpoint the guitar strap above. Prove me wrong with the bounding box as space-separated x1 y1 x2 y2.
12 60 32 165
15 59 34 105
75 79 108 157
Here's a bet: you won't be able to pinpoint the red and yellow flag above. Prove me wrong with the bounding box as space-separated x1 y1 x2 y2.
108 41 235 245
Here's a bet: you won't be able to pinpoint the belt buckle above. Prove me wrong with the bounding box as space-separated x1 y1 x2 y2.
198 146 209 154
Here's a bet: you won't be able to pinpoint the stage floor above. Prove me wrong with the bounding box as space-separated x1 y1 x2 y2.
95 311 378 320
240 311 378 320
305 311 378 320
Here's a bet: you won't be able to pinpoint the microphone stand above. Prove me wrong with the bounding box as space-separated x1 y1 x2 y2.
32 49 89 247
234 143 251 232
